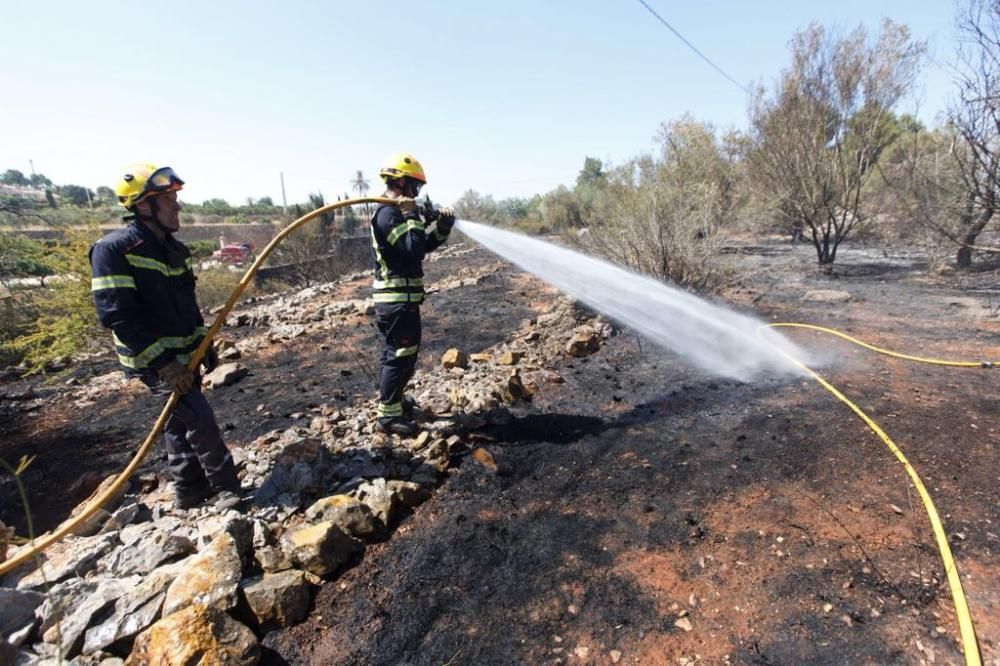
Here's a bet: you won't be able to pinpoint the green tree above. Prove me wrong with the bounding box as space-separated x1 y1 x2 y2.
56 184 94 207
29 173 52 189
95 186 117 204
576 157 606 188
2 170 28 187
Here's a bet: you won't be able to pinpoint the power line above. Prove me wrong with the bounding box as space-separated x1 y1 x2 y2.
634 0 750 95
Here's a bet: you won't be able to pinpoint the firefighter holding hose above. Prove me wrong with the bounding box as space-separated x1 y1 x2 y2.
370 152 455 434
89 164 242 510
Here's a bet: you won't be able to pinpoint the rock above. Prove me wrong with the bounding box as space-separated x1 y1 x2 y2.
471 448 498 472
162 533 242 616
13 533 118 590
0 588 43 638
504 370 534 401
239 570 310 630
441 349 469 370
43 577 137 657
281 522 361 577
304 495 375 538
83 584 166 656
106 530 195 577
253 545 294 574
386 481 431 508
203 363 248 389
197 514 253 564
355 478 398 527
469 353 492 363
675 616 693 632
566 330 600 357
99 502 145 535
803 289 852 303
497 351 523 366
125 604 259 666
69 475 127 537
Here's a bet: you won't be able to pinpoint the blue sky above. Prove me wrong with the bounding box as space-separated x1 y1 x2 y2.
0 1 956 207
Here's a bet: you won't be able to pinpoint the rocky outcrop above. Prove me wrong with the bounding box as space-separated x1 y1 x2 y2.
3 254 613 664
125 604 259 666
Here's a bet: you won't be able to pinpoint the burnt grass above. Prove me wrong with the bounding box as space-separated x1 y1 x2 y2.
4 239 1000 665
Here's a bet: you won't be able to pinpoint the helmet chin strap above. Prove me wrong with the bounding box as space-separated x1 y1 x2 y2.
126 197 173 236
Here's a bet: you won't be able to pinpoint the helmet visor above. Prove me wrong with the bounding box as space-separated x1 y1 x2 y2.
146 167 184 194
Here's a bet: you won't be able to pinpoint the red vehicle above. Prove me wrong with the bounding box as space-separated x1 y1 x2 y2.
212 242 255 265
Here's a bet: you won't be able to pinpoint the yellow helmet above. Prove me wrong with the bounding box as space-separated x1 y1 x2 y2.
115 163 184 209
379 152 427 184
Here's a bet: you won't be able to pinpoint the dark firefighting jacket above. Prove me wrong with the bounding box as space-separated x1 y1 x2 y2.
369 204 451 304
89 221 207 372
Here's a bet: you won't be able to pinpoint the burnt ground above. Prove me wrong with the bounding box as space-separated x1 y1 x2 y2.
3 239 1000 665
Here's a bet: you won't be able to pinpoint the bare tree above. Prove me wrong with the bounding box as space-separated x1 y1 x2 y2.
749 21 925 267
948 0 1000 268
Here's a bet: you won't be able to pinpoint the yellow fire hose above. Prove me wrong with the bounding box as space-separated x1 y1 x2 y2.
765 322 990 666
0 196 395 577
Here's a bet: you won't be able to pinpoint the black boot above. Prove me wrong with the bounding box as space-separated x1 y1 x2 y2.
174 482 214 510
378 416 419 436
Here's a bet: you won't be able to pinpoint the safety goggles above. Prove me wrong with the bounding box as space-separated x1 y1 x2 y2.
146 167 185 194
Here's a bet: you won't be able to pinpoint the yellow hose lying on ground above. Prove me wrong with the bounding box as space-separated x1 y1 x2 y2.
0 196 395 577
765 322 987 666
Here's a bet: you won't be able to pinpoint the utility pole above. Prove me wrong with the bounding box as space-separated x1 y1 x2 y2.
85 187 93 209
280 171 288 216
29 159 36 177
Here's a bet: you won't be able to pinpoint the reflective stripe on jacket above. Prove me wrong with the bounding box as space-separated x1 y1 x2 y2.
89 221 207 371
369 203 450 304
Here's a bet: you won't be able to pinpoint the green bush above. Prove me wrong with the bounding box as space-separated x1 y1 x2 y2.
187 240 218 259
4 225 105 371
195 267 251 310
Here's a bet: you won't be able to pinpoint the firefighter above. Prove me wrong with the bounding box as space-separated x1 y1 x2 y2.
370 152 455 435
89 163 241 510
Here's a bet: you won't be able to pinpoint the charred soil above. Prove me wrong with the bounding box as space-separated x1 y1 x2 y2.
3 240 999 665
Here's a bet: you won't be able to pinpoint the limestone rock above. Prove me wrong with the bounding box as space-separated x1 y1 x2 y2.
106 530 195 577
281 522 361 577
43 576 137 657
162 533 242 616
497 351 523 366
125 604 259 666
441 348 469 369
82 564 175 656
355 478 398 527
386 480 431 508
304 495 375 538
203 363 249 390
239 570 310 630
566 330 600 357
0 588 43 638
14 533 117 590
804 289 852 303
253 545 294 574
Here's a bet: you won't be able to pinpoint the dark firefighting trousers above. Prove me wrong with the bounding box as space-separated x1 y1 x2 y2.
141 372 239 495
375 303 422 419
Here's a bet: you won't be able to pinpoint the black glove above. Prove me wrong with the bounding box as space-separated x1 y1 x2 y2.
201 344 220 373
420 201 440 223
437 207 455 233
157 360 195 394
